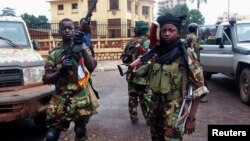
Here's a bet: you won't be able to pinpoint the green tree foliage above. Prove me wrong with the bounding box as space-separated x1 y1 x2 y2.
172 4 189 17
157 5 172 16
186 9 205 25
1 7 16 16
157 4 205 36
189 0 207 10
21 13 50 29
172 4 190 30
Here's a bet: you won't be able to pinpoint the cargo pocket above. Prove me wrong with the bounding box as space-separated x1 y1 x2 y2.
47 95 64 118
160 65 171 94
149 63 161 93
75 95 90 108
172 64 182 90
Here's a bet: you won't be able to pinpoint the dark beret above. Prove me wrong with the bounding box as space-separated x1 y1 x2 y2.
157 13 186 29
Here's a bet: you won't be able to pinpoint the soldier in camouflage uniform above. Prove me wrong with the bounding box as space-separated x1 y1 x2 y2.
186 23 208 103
43 18 98 141
121 21 151 124
185 23 200 60
130 13 209 141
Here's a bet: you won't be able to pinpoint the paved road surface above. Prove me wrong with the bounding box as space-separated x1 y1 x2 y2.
59 71 250 141
0 71 250 141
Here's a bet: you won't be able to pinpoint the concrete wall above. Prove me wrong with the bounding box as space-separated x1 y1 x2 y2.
36 37 130 61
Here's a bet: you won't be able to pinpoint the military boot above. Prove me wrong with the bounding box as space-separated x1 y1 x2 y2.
200 95 208 103
75 126 88 141
131 117 138 124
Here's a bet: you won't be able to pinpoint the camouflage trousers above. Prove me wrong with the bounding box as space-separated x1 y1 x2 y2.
149 93 185 141
128 82 151 123
46 94 93 131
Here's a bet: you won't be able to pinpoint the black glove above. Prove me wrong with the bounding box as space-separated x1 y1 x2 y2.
58 58 73 75
73 31 85 45
62 58 73 67
80 18 88 24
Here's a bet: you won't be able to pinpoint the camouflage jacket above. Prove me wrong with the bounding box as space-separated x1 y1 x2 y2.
186 33 200 60
148 43 209 100
122 35 150 85
44 42 96 121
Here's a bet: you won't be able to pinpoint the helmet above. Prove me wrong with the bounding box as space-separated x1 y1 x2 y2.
188 23 198 33
134 21 149 36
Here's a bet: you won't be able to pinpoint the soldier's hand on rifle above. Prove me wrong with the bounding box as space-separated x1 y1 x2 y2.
62 58 73 67
129 57 142 69
58 58 73 76
73 31 85 45
80 18 88 24
184 116 196 134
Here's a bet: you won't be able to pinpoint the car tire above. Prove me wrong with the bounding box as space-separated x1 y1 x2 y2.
33 113 47 132
239 68 250 105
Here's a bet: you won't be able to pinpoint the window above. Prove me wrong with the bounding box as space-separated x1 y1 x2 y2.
237 23 250 42
110 0 119 10
127 0 131 11
223 26 232 45
58 4 64 10
90 21 97 38
142 6 149 15
127 20 132 37
108 19 121 38
199 25 218 45
222 32 231 45
0 22 29 47
135 5 138 15
88 0 97 12
72 3 78 9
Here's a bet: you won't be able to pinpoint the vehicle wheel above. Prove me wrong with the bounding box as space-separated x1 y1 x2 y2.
33 113 47 132
239 68 250 105
204 72 212 80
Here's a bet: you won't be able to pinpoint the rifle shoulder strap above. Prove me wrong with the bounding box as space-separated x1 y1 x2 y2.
182 66 188 99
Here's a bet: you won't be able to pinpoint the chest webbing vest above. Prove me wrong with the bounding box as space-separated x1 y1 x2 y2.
148 57 183 100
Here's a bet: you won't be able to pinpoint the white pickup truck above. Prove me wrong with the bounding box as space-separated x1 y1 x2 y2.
198 19 250 105
0 16 55 130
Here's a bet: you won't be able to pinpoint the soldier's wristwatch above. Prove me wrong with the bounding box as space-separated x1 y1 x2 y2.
187 116 196 122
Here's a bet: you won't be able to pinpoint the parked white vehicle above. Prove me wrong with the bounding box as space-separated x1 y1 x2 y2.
199 19 250 105
0 16 55 130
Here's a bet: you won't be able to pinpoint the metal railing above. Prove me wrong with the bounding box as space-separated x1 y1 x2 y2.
28 22 134 40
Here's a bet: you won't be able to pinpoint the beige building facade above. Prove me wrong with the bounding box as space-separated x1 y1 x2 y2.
48 0 155 38
48 0 155 25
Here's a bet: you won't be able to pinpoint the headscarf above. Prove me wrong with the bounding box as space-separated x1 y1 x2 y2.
157 13 186 30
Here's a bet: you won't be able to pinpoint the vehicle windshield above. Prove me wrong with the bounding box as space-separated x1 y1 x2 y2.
0 21 30 48
236 23 250 43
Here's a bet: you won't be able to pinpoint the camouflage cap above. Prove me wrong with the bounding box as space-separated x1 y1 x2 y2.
134 21 149 36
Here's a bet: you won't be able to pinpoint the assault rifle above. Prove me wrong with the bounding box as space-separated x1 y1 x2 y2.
79 0 98 28
78 0 98 58
175 84 193 129
118 43 148 76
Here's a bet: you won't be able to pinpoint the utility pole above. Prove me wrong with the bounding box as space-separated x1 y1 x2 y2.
228 0 230 21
